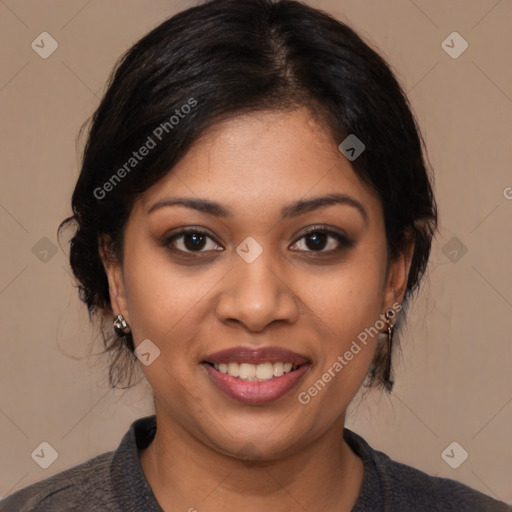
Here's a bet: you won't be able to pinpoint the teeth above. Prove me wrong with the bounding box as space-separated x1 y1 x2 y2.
212 362 299 381
227 362 239 377
273 362 284 377
239 363 256 380
256 362 274 380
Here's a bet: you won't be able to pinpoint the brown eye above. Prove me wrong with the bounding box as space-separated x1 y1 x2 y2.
291 228 354 253
304 232 329 251
165 230 222 253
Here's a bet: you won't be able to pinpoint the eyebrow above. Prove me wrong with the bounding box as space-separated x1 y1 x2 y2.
147 193 368 224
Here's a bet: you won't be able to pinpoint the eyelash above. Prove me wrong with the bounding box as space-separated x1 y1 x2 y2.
163 226 354 257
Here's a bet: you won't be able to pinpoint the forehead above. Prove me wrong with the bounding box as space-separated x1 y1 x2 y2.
137 108 380 219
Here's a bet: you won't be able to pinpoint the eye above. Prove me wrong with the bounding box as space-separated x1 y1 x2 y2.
165 229 223 253
164 226 354 256
290 227 353 253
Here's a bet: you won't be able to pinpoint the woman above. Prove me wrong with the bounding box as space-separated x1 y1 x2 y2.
1 0 509 510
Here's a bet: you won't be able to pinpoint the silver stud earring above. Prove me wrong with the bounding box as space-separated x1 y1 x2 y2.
112 314 135 351
113 314 131 336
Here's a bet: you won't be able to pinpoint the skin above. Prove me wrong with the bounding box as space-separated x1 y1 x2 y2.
101 108 414 512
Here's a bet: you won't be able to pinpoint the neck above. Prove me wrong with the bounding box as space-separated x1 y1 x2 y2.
139 402 364 512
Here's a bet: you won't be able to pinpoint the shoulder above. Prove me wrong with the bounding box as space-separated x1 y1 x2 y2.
0 451 117 512
0 415 160 512
378 455 511 511
344 428 511 512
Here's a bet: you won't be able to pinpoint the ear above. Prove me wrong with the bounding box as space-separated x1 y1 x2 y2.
382 231 415 314
98 235 130 322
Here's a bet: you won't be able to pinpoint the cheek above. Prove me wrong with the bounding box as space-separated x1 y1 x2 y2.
120 244 196 341
297 248 387 403
309 253 387 342
120 242 225 371
294 271 384 418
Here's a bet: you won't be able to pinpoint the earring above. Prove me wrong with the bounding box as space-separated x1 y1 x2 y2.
113 314 135 351
113 314 131 336
377 309 395 391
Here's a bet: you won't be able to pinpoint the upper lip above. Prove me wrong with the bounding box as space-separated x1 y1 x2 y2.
202 346 310 365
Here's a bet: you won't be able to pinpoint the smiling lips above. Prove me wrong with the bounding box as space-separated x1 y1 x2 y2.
201 346 311 404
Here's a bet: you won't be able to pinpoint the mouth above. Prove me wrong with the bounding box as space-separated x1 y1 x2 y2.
201 346 311 404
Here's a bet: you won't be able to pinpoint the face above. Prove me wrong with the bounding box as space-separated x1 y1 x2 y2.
102 108 412 459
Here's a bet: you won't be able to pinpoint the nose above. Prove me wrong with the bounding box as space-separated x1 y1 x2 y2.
215 251 299 333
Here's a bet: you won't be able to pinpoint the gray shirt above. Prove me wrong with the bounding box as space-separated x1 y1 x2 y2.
1 415 510 511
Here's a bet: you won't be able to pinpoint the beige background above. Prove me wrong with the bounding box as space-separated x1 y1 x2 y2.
1 0 511 505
